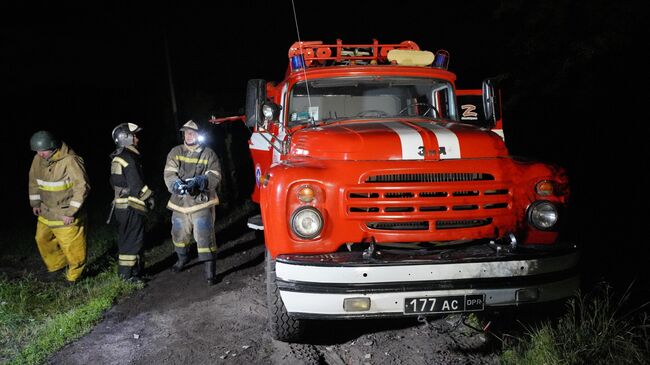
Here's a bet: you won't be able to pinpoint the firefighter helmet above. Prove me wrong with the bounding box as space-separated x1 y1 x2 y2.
180 120 199 132
30 131 61 151
112 123 142 147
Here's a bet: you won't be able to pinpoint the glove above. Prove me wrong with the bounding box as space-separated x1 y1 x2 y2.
186 175 208 197
146 197 155 210
172 180 188 195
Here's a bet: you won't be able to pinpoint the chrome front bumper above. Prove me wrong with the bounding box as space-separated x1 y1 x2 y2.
274 243 579 318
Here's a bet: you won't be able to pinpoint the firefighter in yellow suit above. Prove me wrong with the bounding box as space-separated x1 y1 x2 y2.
28 131 90 283
164 121 222 285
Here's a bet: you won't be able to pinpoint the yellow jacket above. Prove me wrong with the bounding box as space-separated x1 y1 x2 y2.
163 144 221 214
28 142 90 227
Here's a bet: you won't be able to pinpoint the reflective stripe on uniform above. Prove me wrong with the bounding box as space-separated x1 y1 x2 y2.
118 254 138 267
140 185 152 200
166 198 219 214
197 246 217 253
115 197 145 205
206 170 221 178
114 197 146 211
173 241 189 248
36 179 74 191
70 200 82 208
112 157 129 167
175 156 209 164
30 194 41 201
164 166 179 173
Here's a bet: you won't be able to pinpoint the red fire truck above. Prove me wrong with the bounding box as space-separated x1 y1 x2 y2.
224 40 578 342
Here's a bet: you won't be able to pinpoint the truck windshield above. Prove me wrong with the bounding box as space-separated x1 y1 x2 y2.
288 76 457 126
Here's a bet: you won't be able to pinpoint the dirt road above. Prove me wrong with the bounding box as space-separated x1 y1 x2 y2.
49 222 500 365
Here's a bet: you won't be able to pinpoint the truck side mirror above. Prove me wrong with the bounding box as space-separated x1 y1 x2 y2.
246 79 267 128
482 78 501 126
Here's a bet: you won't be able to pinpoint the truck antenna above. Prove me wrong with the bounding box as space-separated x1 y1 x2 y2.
291 0 314 126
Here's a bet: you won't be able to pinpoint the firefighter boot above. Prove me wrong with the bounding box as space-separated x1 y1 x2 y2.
204 260 217 286
117 265 132 281
171 253 188 273
132 255 145 279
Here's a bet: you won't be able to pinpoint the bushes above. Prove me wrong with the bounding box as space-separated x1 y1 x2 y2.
502 283 650 365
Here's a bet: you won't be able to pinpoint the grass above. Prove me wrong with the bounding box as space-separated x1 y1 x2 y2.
0 272 141 365
501 283 650 365
0 222 143 365
0 197 252 365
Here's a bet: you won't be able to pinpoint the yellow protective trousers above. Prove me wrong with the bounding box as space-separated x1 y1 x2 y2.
171 208 217 262
35 220 87 281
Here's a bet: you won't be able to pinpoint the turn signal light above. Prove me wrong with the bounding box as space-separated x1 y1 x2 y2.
535 180 554 196
298 186 315 202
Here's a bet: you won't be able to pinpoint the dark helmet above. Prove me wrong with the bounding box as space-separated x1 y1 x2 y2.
112 123 142 147
30 131 61 151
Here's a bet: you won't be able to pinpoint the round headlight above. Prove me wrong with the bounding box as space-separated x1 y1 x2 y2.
290 207 323 239
527 201 558 230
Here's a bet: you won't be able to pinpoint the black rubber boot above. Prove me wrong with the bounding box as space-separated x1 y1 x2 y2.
171 253 188 273
132 255 145 278
204 260 217 286
118 265 132 280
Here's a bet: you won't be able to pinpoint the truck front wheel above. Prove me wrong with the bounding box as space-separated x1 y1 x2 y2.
266 250 306 342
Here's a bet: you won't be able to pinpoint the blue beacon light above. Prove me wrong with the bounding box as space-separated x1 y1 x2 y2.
291 54 305 71
433 50 450 70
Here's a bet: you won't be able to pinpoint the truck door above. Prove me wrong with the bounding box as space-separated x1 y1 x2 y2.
246 79 274 203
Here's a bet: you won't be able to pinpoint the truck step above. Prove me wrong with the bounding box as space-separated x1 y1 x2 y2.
247 214 264 230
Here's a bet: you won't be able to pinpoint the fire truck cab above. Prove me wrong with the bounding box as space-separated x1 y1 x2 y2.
240 40 578 342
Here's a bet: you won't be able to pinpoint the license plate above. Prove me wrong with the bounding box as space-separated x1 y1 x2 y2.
404 294 485 314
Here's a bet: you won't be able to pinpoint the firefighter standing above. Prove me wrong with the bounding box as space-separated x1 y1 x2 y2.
163 120 221 285
28 131 90 283
109 123 154 282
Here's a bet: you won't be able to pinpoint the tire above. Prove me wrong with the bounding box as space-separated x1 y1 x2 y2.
266 250 305 342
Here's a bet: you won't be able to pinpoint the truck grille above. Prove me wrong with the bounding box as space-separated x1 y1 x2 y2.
436 218 493 230
365 172 493 183
366 221 429 230
346 172 510 232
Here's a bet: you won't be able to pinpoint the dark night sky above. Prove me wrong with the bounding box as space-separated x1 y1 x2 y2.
2 1 648 291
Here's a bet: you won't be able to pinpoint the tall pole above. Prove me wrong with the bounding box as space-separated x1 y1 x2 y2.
164 34 180 136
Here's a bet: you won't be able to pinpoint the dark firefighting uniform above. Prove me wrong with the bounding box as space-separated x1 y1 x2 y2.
110 145 153 279
28 142 90 282
163 143 221 263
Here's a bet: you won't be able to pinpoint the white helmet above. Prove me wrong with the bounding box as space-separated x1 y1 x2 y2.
180 120 199 132
112 123 142 147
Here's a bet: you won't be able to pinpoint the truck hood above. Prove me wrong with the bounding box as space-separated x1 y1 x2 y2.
288 119 508 161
